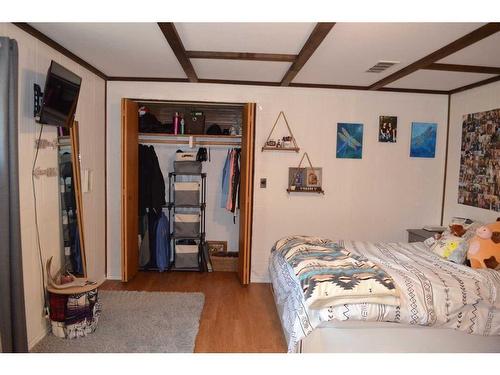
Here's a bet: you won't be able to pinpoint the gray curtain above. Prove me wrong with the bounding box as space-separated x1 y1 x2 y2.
0 37 28 353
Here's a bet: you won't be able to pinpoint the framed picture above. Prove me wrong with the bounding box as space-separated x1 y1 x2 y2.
206 241 227 255
288 167 323 191
336 123 363 159
410 122 437 158
379 116 397 143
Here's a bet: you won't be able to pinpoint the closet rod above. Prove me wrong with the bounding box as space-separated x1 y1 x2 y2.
138 138 241 146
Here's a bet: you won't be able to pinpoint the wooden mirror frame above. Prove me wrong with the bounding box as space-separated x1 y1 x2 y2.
68 120 87 277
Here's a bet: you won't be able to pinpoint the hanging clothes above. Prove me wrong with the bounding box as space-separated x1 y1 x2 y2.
155 212 171 272
138 144 166 270
221 148 241 214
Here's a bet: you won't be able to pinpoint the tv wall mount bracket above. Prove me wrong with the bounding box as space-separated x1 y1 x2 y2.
34 83 43 118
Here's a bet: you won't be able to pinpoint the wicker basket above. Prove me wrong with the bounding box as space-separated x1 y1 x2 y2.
209 252 238 272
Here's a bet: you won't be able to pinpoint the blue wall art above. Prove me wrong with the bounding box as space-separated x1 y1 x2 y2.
336 123 363 159
410 122 437 158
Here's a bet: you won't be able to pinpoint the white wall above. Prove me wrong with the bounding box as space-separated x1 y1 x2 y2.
107 81 449 282
443 80 500 225
0 23 106 348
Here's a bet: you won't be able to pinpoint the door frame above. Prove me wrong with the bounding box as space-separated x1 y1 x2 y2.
120 98 256 284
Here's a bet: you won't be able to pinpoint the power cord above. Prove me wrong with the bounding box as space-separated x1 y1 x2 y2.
32 123 49 317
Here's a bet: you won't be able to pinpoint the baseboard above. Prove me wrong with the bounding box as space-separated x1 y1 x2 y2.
106 274 121 280
28 324 50 351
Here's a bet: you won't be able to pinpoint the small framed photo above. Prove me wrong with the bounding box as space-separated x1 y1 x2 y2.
206 241 227 255
379 116 397 143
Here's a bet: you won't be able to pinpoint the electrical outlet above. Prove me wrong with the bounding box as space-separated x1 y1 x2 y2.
260 178 267 188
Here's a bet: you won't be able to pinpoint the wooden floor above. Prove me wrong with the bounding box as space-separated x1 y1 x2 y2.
101 271 287 353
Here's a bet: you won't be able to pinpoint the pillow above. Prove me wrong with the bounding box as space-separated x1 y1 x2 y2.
430 234 468 264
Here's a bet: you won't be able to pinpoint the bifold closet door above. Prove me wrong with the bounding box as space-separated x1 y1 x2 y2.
121 99 139 282
238 103 256 285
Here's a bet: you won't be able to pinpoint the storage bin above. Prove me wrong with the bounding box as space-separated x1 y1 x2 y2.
210 252 239 272
174 160 202 174
175 151 197 162
174 213 200 237
175 253 199 268
174 182 200 206
175 244 199 268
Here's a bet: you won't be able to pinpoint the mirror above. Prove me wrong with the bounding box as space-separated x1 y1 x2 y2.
57 120 86 277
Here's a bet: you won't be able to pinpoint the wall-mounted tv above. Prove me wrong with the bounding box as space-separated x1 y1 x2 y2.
38 61 82 128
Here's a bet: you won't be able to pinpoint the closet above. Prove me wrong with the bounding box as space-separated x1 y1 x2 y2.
121 99 255 285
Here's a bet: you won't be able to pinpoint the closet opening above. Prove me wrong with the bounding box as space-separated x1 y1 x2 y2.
121 99 255 285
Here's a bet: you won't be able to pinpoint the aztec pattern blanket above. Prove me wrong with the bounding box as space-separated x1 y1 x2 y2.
276 237 399 309
269 236 500 352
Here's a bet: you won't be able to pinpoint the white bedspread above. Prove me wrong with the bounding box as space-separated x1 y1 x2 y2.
269 238 500 352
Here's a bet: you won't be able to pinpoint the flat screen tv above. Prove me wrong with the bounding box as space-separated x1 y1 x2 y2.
38 61 82 128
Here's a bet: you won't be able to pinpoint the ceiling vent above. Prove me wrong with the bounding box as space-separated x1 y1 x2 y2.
366 60 399 73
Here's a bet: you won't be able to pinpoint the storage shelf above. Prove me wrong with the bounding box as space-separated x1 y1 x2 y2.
139 132 241 138
169 172 207 177
169 266 202 272
262 146 300 152
171 233 205 239
166 203 206 209
286 188 324 194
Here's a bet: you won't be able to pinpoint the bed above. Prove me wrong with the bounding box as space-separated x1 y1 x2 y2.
269 236 500 353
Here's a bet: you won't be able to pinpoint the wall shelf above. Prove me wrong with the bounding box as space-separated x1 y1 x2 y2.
139 132 241 139
286 188 324 194
261 146 300 152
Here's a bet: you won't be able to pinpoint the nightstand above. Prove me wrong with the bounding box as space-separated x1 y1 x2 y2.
406 229 441 243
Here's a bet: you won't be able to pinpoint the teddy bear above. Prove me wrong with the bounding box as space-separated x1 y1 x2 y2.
467 220 500 270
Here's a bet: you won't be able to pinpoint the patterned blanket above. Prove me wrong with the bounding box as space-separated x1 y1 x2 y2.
275 237 399 309
270 236 500 352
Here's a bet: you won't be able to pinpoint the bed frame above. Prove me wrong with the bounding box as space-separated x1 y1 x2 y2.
270 284 500 353
298 321 500 353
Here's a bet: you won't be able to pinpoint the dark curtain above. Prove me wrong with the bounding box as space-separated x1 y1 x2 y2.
0 37 28 352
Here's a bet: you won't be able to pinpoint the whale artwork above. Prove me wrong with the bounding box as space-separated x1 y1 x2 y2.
410 122 437 158
336 123 363 159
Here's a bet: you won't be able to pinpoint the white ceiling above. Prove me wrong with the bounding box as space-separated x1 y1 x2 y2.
30 23 187 78
25 22 500 91
294 22 484 86
386 70 496 91
192 59 291 81
175 22 315 54
439 32 500 67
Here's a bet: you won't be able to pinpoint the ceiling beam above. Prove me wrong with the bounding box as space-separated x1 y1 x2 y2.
424 63 500 75
368 22 500 90
280 22 336 86
449 74 500 94
186 50 297 62
157 22 198 83
12 23 108 80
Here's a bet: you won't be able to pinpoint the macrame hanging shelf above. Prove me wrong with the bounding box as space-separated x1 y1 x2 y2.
287 152 324 194
261 111 300 152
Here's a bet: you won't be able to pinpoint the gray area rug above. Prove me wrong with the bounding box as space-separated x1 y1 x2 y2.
31 290 205 353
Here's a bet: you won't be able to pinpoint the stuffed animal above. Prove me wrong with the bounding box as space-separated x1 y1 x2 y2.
449 224 466 237
467 221 500 269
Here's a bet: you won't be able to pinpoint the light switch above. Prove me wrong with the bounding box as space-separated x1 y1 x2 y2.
260 178 267 188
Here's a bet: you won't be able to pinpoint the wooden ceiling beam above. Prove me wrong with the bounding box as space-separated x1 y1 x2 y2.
186 51 297 62
449 74 500 94
280 22 336 86
369 22 500 90
157 22 198 83
424 63 500 75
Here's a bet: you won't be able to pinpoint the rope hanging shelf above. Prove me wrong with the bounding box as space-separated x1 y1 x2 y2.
261 111 300 152
287 152 324 194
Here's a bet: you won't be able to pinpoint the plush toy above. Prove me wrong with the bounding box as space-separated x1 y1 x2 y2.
449 224 466 237
467 221 500 269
